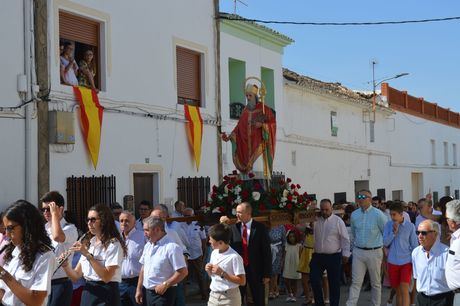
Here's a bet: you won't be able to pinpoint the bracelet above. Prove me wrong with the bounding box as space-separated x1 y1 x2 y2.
85 253 94 260
220 271 226 279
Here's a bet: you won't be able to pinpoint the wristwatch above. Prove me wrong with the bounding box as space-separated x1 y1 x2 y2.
162 281 170 288
220 271 226 279
0 270 6 280
85 253 94 260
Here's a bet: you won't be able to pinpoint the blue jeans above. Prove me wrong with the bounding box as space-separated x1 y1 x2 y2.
310 252 342 306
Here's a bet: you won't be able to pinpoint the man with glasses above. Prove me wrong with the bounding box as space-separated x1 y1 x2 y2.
136 200 153 230
411 219 453 305
346 189 387 306
445 200 460 305
40 191 78 306
119 210 146 306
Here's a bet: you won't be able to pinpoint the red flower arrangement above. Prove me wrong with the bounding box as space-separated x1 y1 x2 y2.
203 171 310 216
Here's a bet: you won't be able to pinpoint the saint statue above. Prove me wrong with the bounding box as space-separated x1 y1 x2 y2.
222 83 276 176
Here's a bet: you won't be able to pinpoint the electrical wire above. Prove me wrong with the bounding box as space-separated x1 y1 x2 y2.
218 15 460 26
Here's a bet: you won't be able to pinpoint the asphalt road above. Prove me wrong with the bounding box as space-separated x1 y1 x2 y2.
187 283 392 306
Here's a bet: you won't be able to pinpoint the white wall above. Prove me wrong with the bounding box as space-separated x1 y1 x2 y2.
0 0 28 206
45 0 219 206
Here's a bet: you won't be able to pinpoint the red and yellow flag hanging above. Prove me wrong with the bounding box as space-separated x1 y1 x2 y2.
184 104 203 171
73 86 104 169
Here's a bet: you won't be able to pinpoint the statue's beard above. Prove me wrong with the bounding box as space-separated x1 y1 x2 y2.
247 99 256 109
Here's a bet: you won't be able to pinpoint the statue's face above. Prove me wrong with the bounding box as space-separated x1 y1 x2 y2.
245 92 256 104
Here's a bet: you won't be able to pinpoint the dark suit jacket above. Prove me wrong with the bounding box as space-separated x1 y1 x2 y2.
230 220 272 279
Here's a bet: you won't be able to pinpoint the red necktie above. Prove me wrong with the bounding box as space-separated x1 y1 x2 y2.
242 223 249 266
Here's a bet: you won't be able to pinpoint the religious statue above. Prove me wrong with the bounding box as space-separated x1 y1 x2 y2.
222 82 276 177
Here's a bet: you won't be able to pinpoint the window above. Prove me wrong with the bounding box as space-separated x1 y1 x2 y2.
455 189 459 200
370 121 375 143
176 46 202 107
392 190 403 201
177 176 210 211
59 11 101 90
331 111 338 136
445 186 451 196
377 188 386 201
453 143 457 166
431 139 436 165
261 67 275 110
334 192 347 204
433 191 439 204
228 58 246 119
444 141 448 165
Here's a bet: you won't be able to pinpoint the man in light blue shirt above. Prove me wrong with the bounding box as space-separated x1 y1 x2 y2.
347 189 387 306
412 219 453 306
383 202 418 306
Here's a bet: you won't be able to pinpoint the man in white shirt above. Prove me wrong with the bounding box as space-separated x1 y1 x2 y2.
119 211 146 306
445 200 460 305
311 199 350 306
40 191 78 306
136 217 188 306
182 208 207 300
412 220 453 305
171 201 185 218
136 200 153 230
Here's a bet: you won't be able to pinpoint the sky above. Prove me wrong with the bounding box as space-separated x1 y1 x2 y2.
219 0 460 111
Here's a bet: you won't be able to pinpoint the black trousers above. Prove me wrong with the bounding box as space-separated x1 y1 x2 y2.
239 265 265 306
81 281 121 306
48 278 73 306
309 252 342 306
145 287 177 306
416 291 454 306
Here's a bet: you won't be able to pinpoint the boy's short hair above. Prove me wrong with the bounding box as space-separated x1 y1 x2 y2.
40 191 65 207
389 201 404 214
208 223 231 244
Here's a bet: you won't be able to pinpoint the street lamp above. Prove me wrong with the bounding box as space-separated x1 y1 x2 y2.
372 69 409 113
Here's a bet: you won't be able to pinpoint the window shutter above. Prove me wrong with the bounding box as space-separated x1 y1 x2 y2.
176 47 201 105
59 11 99 46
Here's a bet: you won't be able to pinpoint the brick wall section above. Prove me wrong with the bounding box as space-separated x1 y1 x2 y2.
381 83 460 128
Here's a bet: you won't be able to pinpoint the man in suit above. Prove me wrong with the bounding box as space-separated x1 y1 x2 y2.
228 202 272 306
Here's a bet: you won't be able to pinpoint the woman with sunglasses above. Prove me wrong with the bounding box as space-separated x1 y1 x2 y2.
0 200 55 306
62 203 126 306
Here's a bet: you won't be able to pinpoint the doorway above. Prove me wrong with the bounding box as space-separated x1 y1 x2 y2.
411 172 423 202
133 172 160 218
354 180 369 198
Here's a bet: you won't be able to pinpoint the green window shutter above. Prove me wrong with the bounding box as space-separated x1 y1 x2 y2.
261 67 275 110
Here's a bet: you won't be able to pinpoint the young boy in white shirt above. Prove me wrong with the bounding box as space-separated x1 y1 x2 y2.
205 223 246 306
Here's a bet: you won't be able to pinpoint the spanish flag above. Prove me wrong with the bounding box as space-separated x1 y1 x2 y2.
73 86 103 169
184 104 203 171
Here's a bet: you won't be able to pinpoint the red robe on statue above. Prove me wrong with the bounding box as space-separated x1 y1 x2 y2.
229 102 276 174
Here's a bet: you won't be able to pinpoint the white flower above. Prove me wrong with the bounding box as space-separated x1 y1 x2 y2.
232 208 237 216
207 193 212 202
281 197 287 203
218 195 223 200
234 186 242 194
212 207 221 213
292 196 297 203
234 196 242 204
224 185 229 194
252 191 261 201
283 189 289 198
203 206 210 213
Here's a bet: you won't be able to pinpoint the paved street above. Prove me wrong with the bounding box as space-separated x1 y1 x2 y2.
187 284 392 306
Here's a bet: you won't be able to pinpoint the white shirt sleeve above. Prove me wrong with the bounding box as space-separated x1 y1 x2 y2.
30 251 56 291
168 244 187 271
64 224 79 244
105 241 123 268
232 254 245 276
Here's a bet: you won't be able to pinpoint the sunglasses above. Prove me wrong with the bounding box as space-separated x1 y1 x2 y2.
41 207 51 213
5 224 19 233
86 217 100 223
357 194 369 200
416 230 435 236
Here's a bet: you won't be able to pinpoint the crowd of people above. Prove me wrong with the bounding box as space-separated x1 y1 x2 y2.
1 190 460 306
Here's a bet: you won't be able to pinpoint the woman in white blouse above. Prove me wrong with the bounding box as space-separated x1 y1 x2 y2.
63 203 126 306
0 200 55 306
